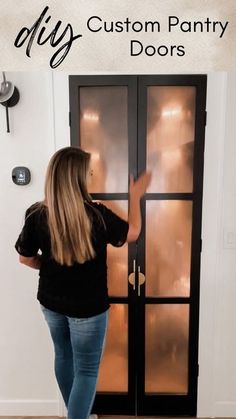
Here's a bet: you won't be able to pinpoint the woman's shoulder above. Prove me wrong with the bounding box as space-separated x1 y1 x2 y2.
25 201 47 220
84 201 107 229
85 200 106 212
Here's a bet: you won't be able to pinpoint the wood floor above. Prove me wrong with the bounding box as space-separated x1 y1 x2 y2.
0 416 226 419
0 416 228 419
0 416 216 419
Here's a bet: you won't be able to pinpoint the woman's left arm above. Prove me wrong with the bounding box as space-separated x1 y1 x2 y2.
19 254 42 270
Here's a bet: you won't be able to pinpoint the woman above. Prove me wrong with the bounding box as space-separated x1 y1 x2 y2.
15 146 151 419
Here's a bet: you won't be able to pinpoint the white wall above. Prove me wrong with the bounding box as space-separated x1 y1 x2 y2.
0 72 60 415
198 72 236 417
0 71 235 417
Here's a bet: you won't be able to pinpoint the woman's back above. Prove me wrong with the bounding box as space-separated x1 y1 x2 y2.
15 200 129 317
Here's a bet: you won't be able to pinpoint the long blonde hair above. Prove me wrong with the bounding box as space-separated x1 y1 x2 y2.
40 146 95 266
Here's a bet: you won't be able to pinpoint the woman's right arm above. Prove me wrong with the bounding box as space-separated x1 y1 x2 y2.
126 172 152 243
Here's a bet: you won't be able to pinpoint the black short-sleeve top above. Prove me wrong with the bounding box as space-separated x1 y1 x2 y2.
15 201 129 318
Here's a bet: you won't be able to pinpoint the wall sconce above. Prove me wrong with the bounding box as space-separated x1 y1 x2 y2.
0 72 20 133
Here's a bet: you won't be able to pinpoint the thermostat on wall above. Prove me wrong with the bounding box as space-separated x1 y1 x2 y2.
12 167 31 185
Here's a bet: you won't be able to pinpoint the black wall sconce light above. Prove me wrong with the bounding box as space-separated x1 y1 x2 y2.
0 72 20 133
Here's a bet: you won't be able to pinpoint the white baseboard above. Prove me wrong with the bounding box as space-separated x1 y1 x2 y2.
0 399 60 416
59 395 67 417
214 401 236 418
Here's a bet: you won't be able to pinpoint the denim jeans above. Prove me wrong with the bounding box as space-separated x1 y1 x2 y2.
40 304 109 419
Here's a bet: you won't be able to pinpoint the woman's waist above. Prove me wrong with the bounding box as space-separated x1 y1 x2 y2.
38 274 108 297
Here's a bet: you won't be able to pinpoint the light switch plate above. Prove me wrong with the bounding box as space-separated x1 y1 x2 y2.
223 227 236 249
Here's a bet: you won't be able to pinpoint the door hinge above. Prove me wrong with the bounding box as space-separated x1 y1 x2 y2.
197 363 199 376
69 111 71 127
204 110 207 126
200 238 202 253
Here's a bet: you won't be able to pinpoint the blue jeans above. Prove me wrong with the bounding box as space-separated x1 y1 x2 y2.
40 304 108 419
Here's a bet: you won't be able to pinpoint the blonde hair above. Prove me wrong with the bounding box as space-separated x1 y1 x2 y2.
39 146 95 266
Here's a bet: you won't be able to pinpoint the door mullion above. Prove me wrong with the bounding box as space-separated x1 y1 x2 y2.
127 75 139 412
136 73 147 412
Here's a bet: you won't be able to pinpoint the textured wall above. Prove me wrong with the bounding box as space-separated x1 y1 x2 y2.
0 0 235 71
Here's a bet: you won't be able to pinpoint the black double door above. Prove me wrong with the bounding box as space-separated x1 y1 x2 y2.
69 75 207 416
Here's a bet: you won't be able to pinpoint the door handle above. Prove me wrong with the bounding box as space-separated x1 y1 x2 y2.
128 259 136 290
138 266 145 296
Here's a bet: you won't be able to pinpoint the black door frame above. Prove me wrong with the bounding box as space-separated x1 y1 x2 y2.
69 74 207 416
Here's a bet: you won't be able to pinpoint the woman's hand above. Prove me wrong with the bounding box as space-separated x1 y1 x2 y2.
129 171 152 199
19 254 42 270
126 171 152 242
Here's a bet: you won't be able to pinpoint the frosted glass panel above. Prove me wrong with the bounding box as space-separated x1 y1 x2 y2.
145 304 189 394
146 200 192 297
100 201 128 296
97 304 128 392
146 86 196 192
80 86 128 193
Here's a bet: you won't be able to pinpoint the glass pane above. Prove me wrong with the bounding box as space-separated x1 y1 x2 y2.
97 304 128 392
146 200 192 297
145 304 189 394
146 86 196 192
80 86 128 193
100 201 128 296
